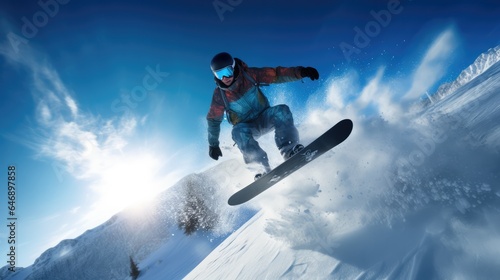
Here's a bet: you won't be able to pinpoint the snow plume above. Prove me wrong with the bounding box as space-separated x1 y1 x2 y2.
170 161 250 236
222 36 500 278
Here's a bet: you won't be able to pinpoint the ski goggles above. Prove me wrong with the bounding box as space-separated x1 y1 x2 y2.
213 61 235 80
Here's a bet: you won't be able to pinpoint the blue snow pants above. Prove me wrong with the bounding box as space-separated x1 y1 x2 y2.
231 104 299 171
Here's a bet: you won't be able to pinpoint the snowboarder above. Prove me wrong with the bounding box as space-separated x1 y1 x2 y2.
206 52 319 179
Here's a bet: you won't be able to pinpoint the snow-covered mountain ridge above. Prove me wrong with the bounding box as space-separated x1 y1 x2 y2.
434 45 500 100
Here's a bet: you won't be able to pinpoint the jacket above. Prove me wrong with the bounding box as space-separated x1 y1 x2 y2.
207 58 303 147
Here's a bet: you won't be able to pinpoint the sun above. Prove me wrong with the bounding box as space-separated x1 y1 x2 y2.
92 152 163 218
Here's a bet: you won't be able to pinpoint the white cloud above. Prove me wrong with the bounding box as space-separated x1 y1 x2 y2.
0 31 177 247
37 101 52 123
70 207 81 214
65 95 79 117
404 27 458 100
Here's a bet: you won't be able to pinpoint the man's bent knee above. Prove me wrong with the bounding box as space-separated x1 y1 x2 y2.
272 104 294 124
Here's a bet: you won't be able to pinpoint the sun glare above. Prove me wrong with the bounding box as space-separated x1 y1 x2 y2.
93 152 163 218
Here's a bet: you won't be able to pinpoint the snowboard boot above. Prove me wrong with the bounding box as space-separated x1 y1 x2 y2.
254 164 271 181
284 144 304 160
254 172 266 181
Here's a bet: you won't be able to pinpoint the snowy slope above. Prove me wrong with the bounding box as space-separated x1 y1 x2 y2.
186 211 354 279
184 55 500 278
134 161 257 280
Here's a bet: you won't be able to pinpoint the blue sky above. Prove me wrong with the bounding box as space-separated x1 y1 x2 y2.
0 0 499 268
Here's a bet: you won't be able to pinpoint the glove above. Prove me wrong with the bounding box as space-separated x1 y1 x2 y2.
209 146 223 160
300 67 319 81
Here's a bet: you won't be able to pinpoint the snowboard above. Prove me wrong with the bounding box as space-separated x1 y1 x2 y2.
228 119 353 206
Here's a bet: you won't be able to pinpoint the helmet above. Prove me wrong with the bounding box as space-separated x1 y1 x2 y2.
210 52 236 80
210 52 234 71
